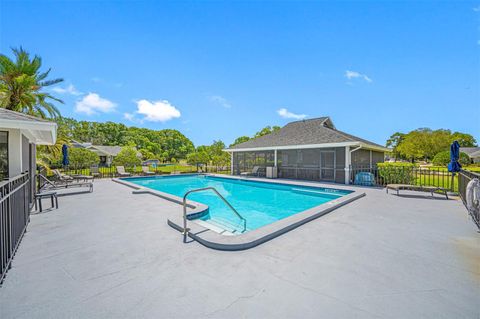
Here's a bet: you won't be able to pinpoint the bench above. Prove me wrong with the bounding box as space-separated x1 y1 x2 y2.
35 191 59 212
386 184 448 199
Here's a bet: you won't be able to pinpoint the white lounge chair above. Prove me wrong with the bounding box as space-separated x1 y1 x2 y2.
240 166 261 177
116 166 131 177
142 166 155 175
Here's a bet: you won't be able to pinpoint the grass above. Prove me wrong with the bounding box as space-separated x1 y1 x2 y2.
413 174 458 192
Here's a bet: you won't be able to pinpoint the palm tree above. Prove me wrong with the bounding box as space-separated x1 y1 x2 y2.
0 47 63 118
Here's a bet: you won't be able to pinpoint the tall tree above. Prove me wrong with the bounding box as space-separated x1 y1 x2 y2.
254 125 281 138
0 47 63 118
230 136 250 147
393 128 477 161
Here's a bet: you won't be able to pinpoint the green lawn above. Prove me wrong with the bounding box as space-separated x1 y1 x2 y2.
413 174 458 192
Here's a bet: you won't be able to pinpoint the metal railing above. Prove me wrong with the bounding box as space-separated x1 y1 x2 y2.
458 170 480 229
182 187 246 242
40 164 217 179
0 173 30 284
349 165 459 191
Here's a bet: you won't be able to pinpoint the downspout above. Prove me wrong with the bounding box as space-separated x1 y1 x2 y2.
347 145 363 184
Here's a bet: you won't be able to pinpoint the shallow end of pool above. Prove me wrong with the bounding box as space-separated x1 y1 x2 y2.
167 190 366 251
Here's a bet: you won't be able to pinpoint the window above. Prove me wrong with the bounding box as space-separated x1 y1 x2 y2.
0 131 8 179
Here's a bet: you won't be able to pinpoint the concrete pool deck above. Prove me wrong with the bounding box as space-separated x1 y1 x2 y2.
0 178 479 318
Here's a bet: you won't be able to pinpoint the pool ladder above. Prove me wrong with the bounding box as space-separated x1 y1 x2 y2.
182 187 247 242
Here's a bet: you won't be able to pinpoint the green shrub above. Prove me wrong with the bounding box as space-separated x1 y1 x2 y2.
432 151 470 166
377 162 416 168
377 164 415 184
68 148 99 169
113 146 141 167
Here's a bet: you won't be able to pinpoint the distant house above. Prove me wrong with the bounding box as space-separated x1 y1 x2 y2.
87 145 124 166
225 117 390 184
71 141 141 166
460 147 480 164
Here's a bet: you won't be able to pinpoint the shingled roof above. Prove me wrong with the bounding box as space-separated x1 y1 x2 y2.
0 108 53 123
0 108 57 145
228 117 386 150
460 147 480 159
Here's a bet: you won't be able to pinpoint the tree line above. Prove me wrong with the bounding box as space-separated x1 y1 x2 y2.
57 117 195 162
386 128 477 163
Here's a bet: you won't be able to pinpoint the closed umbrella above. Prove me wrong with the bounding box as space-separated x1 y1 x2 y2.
62 144 69 167
447 140 461 191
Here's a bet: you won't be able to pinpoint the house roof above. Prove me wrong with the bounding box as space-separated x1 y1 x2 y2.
0 108 57 145
88 145 124 156
461 147 480 158
227 117 388 152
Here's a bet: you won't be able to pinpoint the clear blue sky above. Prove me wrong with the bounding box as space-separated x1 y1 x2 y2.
1 1 479 146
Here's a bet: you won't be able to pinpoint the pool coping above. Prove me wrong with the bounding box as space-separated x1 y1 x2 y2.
113 174 366 251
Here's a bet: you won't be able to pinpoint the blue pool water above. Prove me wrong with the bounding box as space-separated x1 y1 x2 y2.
126 175 351 233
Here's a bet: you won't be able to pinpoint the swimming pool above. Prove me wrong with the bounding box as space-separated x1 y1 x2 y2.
125 175 352 234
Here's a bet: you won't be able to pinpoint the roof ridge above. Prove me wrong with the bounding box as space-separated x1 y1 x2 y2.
322 125 384 148
286 116 329 125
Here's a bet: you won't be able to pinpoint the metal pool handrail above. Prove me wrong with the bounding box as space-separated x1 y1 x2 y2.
182 187 246 242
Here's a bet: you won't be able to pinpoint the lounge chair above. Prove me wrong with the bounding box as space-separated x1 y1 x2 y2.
90 165 101 178
142 166 155 175
386 184 448 199
53 169 93 182
240 166 261 177
116 166 131 177
52 169 74 182
38 174 93 193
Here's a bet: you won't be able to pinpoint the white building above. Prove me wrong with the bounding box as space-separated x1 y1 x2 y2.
0 108 57 197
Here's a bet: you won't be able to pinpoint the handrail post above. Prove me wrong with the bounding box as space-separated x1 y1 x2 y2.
182 195 189 243
181 187 246 242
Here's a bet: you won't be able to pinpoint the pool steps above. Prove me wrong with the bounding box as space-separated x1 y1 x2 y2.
203 216 248 234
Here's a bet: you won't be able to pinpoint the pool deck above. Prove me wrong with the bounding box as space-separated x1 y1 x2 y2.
1 178 479 318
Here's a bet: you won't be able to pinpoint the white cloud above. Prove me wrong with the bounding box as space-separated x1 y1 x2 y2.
209 95 232 108
123 112 135 121
129 99 181 122
277 108 307 120
52 84 82 96
345 70 372 83
75 93 117 115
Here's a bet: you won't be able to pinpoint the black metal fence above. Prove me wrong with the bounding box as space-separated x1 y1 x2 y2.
458 170 480 229
350 165 458 191
43 164 229 180
0 173 30 284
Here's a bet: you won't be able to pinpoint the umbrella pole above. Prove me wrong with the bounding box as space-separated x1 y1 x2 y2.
451 172 454 192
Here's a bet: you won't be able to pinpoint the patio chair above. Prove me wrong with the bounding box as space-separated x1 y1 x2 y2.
38 174 93 193
90 165 101 178
116 166 131 177
240 166 261 177
53 169 93 182
142 166 155 175
52 169 74 182
386 184 448 199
